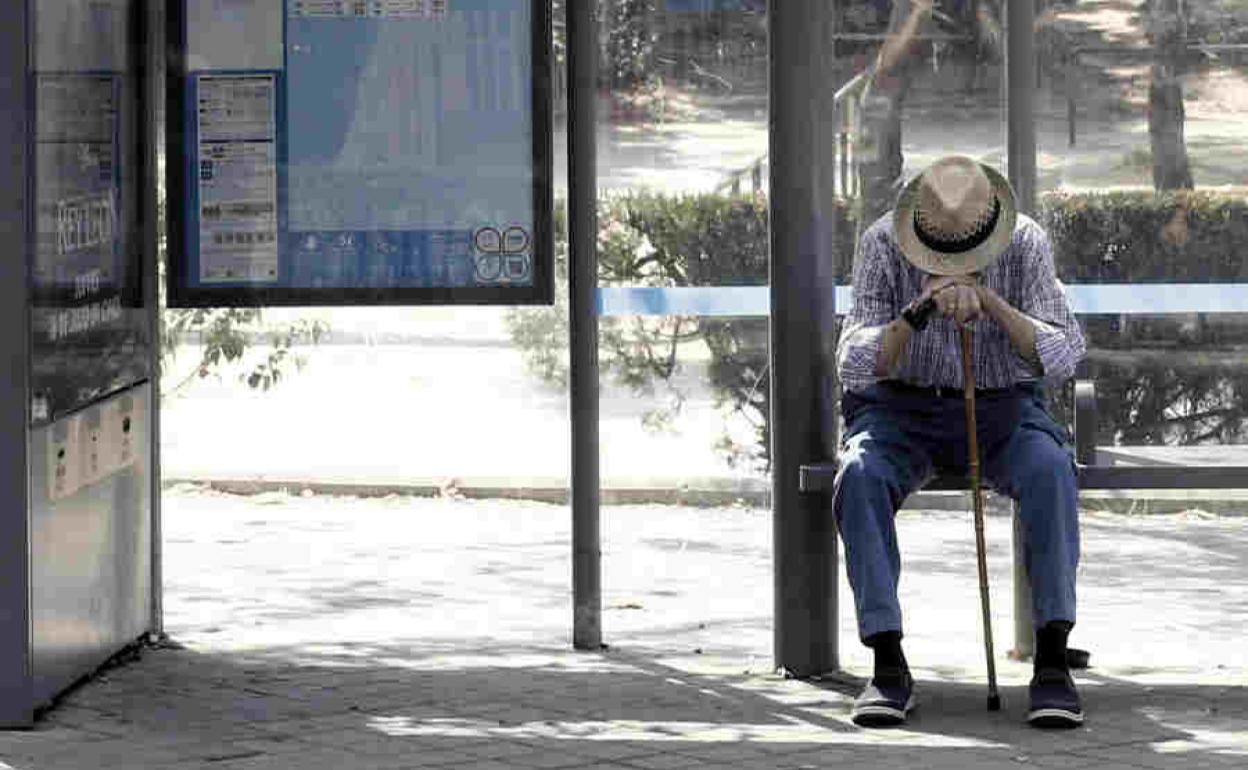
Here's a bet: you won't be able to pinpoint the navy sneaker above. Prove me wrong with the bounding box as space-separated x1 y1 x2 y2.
851 667 915 727
1027 667 1084 728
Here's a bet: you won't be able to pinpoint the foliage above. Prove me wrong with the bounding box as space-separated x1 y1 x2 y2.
504 205 570 388
1182 0 1248 44
551 0 660 91
1039 191 1248 446
1041 191 1248 283
505 192 851 472
507 190 1248 469
610 193 780 469
604 0 662 91
157 204 329 400
160 306 328 399
1087 359 1247 446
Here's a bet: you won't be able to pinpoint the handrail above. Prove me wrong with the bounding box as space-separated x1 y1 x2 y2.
833 69 872 107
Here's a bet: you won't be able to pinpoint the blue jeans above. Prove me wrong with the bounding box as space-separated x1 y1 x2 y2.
833 381 1079 642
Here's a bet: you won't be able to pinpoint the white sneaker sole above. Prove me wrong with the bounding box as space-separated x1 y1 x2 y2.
1027 707 1085 727
852 694 917 726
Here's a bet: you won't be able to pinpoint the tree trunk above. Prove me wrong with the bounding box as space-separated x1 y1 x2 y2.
1148 0 1193 190
856 0 931 237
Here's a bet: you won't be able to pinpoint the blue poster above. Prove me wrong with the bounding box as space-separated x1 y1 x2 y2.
174 0 551 305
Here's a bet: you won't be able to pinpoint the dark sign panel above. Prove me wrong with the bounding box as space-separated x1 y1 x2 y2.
168 0 553 306
30 0 150 424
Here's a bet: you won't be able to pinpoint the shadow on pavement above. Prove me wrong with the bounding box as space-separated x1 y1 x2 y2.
3 638 1245 770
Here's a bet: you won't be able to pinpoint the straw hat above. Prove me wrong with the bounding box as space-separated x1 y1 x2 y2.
893 156 1017 276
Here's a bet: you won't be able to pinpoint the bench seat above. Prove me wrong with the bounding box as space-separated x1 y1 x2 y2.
797 380 1248 658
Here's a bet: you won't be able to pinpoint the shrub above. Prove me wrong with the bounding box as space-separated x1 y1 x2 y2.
1039 190 1248 445
1041 190 1248 283
506 190 1248 469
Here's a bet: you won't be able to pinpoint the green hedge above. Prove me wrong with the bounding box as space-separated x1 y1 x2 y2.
603 189 1248 285
506 190 1248 467
1040 191 1248 282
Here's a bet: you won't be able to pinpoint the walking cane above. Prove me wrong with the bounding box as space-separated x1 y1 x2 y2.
960 324 1002 712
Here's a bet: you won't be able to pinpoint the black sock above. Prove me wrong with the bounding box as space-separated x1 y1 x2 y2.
866 631 907 678
1035 621 1072 671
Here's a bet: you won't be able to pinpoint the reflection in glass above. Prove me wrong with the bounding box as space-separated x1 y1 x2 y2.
1037 1 1248 446
30 0 150 424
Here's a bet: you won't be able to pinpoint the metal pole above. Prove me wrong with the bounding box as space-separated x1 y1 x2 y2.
1006 0 1037 214
770 0 840 677
143 0 165 637
0 0 33 727
1006 0 1038 659
1012 508 1035 659
568 0 601 651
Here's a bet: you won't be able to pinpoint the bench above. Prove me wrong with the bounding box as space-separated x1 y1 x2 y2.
798 379 1248 658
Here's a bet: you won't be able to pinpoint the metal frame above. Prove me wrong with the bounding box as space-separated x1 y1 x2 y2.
576 0 1248 671
768 0 841 677
0 0 34 729
165 0 555 308
568 0 601 651
2 0 161 728
1006 0 1036 213
143 0 166 636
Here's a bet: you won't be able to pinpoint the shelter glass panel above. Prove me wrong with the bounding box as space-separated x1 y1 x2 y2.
1036 0 1248 449
590 1 773 487
30 0 151 425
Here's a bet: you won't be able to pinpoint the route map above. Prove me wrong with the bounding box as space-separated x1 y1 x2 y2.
176 0 544 301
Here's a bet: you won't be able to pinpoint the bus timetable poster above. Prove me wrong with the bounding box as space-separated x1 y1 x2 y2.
168 0 553 306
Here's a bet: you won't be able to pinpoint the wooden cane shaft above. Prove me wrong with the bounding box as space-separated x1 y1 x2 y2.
960 326 999 694
961 330 981 483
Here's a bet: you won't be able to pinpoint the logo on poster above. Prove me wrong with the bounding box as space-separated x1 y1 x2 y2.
472 225 531 284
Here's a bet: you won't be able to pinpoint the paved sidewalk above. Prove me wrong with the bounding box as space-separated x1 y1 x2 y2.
2 487 1246 769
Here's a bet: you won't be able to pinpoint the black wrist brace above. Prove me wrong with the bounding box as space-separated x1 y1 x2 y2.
901 295 937 332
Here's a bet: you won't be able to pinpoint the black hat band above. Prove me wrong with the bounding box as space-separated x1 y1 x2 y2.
913 195 1001 255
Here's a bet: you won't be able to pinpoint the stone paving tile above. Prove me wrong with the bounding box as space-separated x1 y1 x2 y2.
1071 744 1247 770
439 762 545 770
553 740 666 760
615 750 723 769
185 747 358 770
666 741 782 764
506 746 611 769
3 739 186 770
1014 761 1149 770
5 492 1247 770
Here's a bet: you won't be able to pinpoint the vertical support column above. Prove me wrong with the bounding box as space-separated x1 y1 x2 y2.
568 0 602 651
770 0 840 677
1012 505 1035 659
0 0 33 728
1006 0 1037 214
142 0 165 636
1007 0 1037 659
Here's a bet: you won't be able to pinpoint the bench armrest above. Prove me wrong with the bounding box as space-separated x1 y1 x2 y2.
1073 379 1098 466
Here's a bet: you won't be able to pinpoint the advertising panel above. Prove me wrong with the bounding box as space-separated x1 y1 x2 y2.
30 0 151 424
169 0 553 305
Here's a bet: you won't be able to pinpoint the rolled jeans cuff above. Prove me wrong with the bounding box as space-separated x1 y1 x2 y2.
859 610 904 644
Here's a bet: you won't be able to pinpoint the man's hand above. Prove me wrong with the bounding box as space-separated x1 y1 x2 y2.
921 274 982 325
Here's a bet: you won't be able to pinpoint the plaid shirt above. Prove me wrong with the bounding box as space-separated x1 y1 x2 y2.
837 212 1087 393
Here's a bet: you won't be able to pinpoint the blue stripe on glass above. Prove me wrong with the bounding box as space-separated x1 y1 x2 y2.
595 286 772 317
595 284 1248 317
